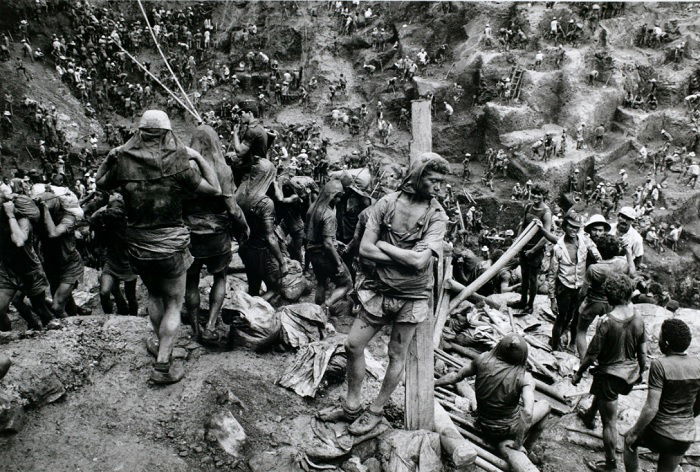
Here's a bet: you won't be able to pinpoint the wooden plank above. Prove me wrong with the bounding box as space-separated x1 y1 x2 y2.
434 402 477 469
405 96 434 431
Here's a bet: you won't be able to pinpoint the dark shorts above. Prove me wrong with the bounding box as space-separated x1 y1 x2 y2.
520 248 545 268
238 243 282 287
590 373 633 401
356 294 430 327
45 254 84 287
103 252 137 282
578 300 609 332
633 427 692 456
307 248 352 287
0 263 48 298
190 232 231 259
191 251 232 275
128 249 193 280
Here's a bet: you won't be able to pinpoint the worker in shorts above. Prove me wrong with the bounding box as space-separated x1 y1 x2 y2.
317 152 449 435
96 110 222 384
624 318 700 472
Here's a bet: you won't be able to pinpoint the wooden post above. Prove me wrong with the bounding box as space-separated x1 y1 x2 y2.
409 99 432 165
405 97 434 430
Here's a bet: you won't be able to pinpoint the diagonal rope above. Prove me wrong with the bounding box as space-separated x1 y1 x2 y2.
111 40 200 121
136 0 202 122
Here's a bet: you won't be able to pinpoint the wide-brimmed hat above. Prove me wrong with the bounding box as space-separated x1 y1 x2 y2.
584 214 611 232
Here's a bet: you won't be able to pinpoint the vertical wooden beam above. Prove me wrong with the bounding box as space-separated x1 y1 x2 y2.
409 99 432 165
405 98 435 431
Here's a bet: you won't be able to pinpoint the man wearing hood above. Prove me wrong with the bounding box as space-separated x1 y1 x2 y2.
318 152 449 435
184 125 248 341
96 110 221 384
306 180 352 313
437 334 537 448
336 174 371 279
235 157 287 298
0 192 57 331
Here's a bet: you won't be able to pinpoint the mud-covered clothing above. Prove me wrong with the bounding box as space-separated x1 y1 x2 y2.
587 311 645 385
647 354 700 442
337 189 368 244
0 196 47 296
521 203 552 255
39 196 84 285
362 192 447 299
474 350 528 438
91 206 136 282
583 259 629 304
241 120 268 161
241 196 276 249
184 195 231 260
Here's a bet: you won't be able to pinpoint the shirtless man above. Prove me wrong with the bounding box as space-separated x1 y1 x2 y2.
317 152 449 435
96 110 221 384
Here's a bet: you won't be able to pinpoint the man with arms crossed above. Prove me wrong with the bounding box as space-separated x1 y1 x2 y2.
318 152 449 435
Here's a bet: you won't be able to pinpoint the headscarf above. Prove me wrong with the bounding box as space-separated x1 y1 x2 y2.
492 333 529 366
235 158 276 213
189 125 234 197
113 129 190 181
306 180 344 242
400 152 449 195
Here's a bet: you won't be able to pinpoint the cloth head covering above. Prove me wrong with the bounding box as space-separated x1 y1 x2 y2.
113 118 189 181
400 152 449 195
493 333 529 366
306 180 344 242
235 158 276 213
190 124 234 197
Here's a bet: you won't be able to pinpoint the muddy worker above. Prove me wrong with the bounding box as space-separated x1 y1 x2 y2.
573 273 646 472
317 152 449 435
436 334 539 449
0 192 58 331
305 180 352 315
235 157 287 299
624 318 700 472
547 210 601 352
611 206 644 266
184 125 248 342
231 102 268 182
508 184 557 314
36 190 87 318
336 175 371 278
576 233 636 361
90 192 139 317
96 110 222 384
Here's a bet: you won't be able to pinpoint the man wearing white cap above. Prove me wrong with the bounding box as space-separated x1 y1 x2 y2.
96 110 222 384
611 207 643 266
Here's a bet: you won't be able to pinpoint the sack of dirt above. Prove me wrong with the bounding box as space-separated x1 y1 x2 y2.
249 447 307 472
329 168 372 191
206 409 246 457
279 259 310 302
278 303 328 349
277 336 384 398
228 291 281 351
377 429 442 472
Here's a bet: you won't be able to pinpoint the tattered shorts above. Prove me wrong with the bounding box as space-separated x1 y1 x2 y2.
129 249 193 280
355 290 430 327
0 263 47 298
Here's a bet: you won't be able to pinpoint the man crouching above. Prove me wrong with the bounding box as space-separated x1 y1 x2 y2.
318 152 449 434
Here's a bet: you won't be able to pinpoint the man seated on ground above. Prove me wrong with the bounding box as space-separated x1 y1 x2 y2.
436 334 540 450
305 180 352 315
624 318 700 472
573 273 647 472
317 152 449 435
